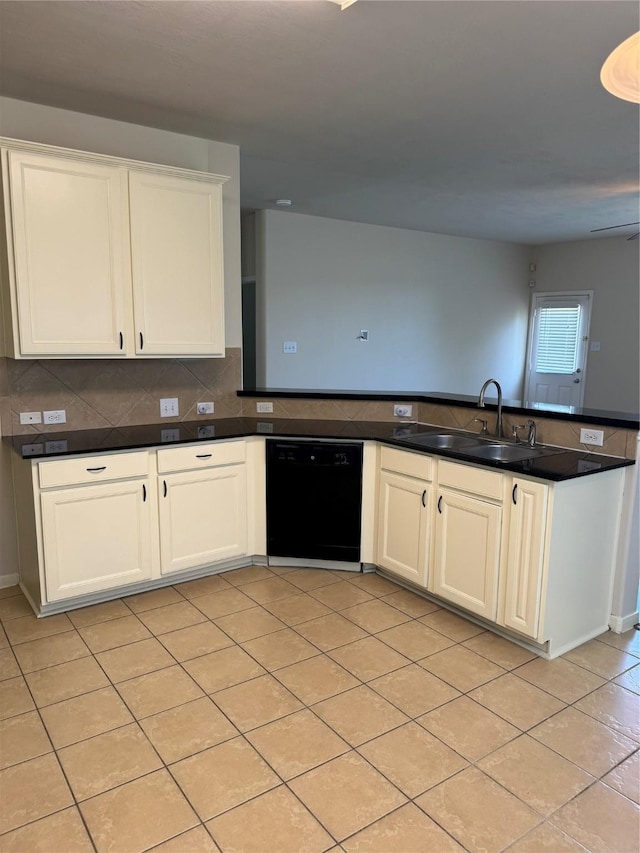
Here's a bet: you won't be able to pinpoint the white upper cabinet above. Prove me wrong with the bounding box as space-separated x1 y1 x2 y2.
1 140 228 359
4 150 129 356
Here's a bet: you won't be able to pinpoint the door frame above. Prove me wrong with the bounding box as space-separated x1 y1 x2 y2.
524 290 593 407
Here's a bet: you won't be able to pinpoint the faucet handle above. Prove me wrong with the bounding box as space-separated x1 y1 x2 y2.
511 424 527 443
473 417 488 435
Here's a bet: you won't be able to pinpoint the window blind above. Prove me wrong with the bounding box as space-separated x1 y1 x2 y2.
535 305 581 374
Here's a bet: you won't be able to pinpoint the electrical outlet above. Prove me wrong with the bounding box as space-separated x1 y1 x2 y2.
197 402 214 415
256 402 274 413
580 428 604 446
20 411 42 425
43 409 66 425
394 405 413 418
160 398 179 418
283 341 297 354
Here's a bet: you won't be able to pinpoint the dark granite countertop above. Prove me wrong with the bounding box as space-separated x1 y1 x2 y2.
238 388 640 430
4 418 634 482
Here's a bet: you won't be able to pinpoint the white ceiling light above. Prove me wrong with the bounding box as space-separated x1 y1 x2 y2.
328 0 358 10
600 31 640 104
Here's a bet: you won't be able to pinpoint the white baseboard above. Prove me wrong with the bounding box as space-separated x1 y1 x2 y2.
609 611 639 634
0 573 19 589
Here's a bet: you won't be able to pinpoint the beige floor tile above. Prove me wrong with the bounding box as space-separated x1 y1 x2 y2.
57 722 163 800
221 565 275 586
462 632 537 670
191 587 256 619
0 648 20 681
0 625 7 649
241 576 301 604
516 656 606 703
67 598 131 628
0 710 52 769
346 573 402 597
505 822 587 852
159 620 234 660
40 685 133 748
263 592 332 625
0 675 35 719
418 695 520 761
530 706 638 777
0 586 22 600
4 612 73 645
553 781 640 853
284 567 345 591
596 628 640 658
0 595 33 621
0 753 73 834
140 696 238 764
419 645 505 691
341 599 411 633
359 721 467 797
25 657 109 707
602 750 640 804
12 630 90 673
313 684 409 746
213 673 303 731
469 672 566 730
563 638 639 679
342 802 465 852
381 589 441 618
117 664 203 718
478 734 594 816
328 636 409 681
419 609 485 642
184 646 266 693
275 655 360 704
152 826 219 852
0 806 94 852
614 663 640 694
80 768 198 852
378 621 456 660
370 664 460 717
78 614 151 653
575 682 640 742
213 605 285 643
124 585 185 612
290 752 406 841
173 573 233 599
415 767 540 853
96 636 174 683
310 581 374 610
137 600 207 635
295 612 368 651
170 737 279 820
207 784 333 853
241 627 319 671
246 708 349 779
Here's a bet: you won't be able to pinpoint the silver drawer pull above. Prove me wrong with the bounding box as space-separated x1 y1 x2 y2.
196 454 212 459
86 466 106 473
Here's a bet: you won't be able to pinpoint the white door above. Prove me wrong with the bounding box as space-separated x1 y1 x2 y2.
524 292 592 407
377 470 430 586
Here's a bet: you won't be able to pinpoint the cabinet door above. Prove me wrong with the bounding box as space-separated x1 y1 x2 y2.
377 470 430 586
41 479 152 602
6 150 128 356
159 464 247 575
433 489 501 619
129 171 225 356
502 479 548 639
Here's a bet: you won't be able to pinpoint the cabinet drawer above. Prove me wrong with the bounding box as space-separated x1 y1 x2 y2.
39 451 149 489
157 440 246 474
380 446 433 481
438 460 503 501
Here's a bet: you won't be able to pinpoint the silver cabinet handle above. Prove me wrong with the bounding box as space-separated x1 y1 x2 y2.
86 466 106 473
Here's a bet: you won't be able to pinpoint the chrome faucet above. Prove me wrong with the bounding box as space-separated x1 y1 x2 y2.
477 379 503 438
526 419 537 447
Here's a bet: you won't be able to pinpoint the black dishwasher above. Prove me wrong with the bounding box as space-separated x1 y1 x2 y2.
266 440 363 563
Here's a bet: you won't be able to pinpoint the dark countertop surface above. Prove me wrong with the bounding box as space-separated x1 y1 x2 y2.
238 388 640 430
4 418 634 482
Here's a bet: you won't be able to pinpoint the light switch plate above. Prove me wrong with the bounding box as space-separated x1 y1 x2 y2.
160 398 179 418
43 410 66 425
283 341 297 354
256 402 274 413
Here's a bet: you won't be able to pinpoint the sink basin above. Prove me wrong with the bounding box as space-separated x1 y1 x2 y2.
400 433 480 451
397 430 562 464
463 443 558 462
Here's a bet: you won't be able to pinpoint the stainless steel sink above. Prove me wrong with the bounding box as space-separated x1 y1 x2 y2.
397 430 562 463
399 433 481 451
462 443 559 462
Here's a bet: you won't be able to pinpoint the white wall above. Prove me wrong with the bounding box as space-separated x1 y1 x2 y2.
0 97 242 348
532 238 639 412
256 210 530 397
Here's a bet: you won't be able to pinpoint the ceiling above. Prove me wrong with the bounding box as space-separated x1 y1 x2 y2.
0 0 638 245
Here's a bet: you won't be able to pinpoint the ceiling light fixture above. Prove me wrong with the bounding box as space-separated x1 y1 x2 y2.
328 0 358 10
600 31 640 103
275 199 292 207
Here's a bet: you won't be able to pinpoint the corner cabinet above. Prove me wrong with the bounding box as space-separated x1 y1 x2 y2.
1 140 228 359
